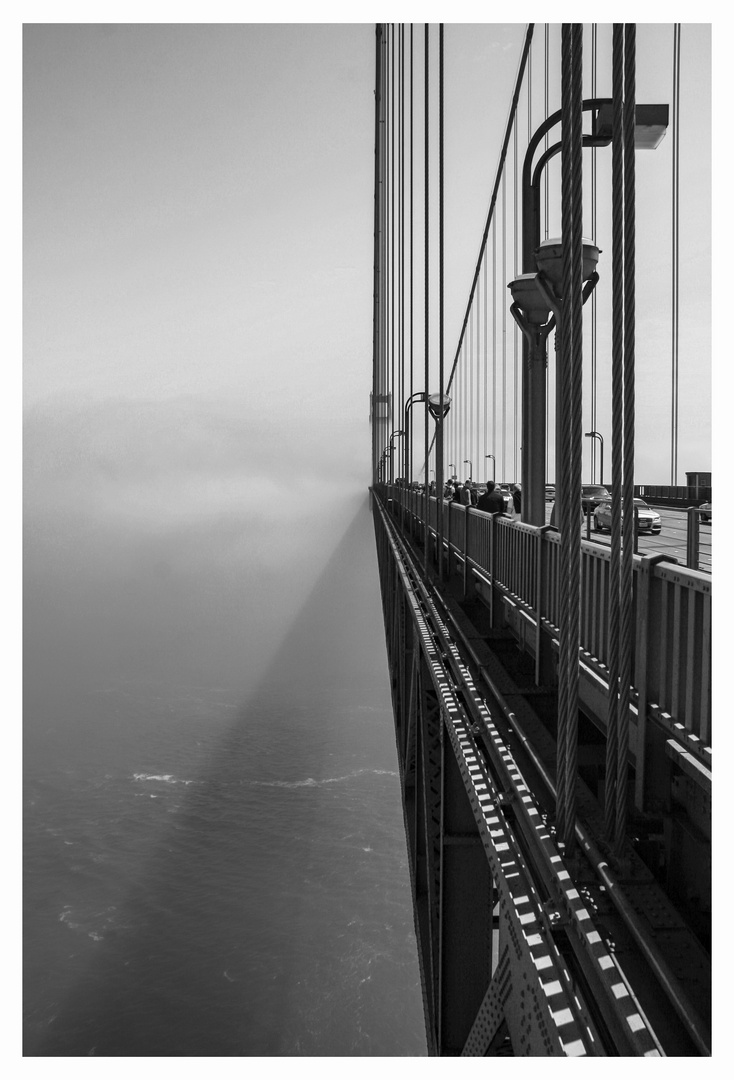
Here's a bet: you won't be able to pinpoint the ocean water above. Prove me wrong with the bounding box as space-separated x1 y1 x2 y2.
24 685 425 1057
23 505 427 1057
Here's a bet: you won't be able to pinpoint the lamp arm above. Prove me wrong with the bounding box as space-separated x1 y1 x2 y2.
534 272 562 324
509 302 533 343
581 271 600 306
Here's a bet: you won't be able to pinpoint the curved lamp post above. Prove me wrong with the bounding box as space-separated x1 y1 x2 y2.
516 99 668 526
388 429 404 485
403 392 426 485
485 453 495 482
584 430 604 487
463 459 473 482
509 238 601 523
428 394 452 579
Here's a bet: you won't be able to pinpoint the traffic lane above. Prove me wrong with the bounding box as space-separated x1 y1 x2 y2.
571 505 711 573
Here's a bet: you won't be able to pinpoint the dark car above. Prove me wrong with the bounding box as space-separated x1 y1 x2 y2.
593 498 662 534
581 485 611 513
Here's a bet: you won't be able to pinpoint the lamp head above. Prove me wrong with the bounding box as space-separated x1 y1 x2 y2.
594 103 669 150
508 274 553 325
427 394 451 421
534 238 601 290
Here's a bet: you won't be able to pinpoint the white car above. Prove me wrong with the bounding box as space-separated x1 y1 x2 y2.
593 498 662 534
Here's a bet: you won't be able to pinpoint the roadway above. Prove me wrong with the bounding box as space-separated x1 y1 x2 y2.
551 503 712 573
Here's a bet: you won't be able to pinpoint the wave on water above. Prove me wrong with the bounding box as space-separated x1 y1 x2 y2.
132 773 194 785
250 767 398 790
58 905 119 942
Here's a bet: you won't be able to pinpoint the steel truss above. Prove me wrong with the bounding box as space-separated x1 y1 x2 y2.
372 491 708 1056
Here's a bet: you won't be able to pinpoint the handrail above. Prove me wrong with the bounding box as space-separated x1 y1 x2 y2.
383 483 712 751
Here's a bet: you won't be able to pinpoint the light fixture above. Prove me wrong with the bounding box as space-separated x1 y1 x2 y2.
534 238 601 290
594 103 669 151
427 393 451 421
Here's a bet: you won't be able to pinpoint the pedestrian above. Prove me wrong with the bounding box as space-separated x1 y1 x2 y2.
469 483 478 507
452 483 464 504
511 484 521 517
477 480 506 515
460 482 472 506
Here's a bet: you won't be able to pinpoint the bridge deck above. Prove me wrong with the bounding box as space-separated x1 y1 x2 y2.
372 485 710 1056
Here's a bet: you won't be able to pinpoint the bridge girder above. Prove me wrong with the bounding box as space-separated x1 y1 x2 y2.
372 490 711 1056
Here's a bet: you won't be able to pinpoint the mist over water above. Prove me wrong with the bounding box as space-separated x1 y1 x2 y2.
24 398 426 1056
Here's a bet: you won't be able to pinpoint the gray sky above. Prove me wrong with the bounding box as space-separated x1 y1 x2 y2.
21 15 718 702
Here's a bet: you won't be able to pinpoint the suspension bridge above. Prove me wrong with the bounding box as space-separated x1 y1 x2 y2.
370 24 711 1057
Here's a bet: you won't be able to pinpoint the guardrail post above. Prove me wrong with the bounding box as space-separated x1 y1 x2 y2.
446 499 452 577
535 526 554 685
634 552 678 813
686 507 700 571
463 508 469 599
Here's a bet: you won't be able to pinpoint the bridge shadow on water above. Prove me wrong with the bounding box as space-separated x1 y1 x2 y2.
26 494 426 1057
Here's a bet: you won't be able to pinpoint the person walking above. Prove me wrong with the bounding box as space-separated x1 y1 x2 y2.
477 480 506 515
451 483 464 504
511 484 522 518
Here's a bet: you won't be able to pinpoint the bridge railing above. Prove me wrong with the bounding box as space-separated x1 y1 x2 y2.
385 485 712 749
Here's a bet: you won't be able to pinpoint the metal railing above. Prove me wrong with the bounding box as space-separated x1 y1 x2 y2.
384 485 712 749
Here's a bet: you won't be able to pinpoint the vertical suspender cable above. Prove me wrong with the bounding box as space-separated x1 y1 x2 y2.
544 24 550 241
409 26 414 484
605 23 625 842
545 25 550 479
385 25 390 477
424 24 430 570
671 24 681 486
513 122 519 481
556 22 584 852
502 170 507 483
475 290 480 475
591 24 598 483
372 25 383 482
390 26 396 473
483 251 488 471
398 26 404 471
493 221 497 468
437 24 445 570
616 22 636 853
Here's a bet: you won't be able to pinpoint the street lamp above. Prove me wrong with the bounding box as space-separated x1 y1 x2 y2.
463 459 473 482
449 463 456 479
403 392 451 487
509 238 600 524
403 392 426 485
377 448 389 484
485 454 495 482
584 430 604 487
516 98 668 526
388 429 404 484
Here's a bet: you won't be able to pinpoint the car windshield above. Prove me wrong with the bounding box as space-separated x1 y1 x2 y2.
582 486 609 496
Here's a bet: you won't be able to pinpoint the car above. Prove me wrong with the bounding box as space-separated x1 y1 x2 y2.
699 501 712 523
593 498 662 534
545 485 556 502
581 485 611 513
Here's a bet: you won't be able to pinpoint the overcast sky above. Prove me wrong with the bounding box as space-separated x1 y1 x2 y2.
19 14 721 705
